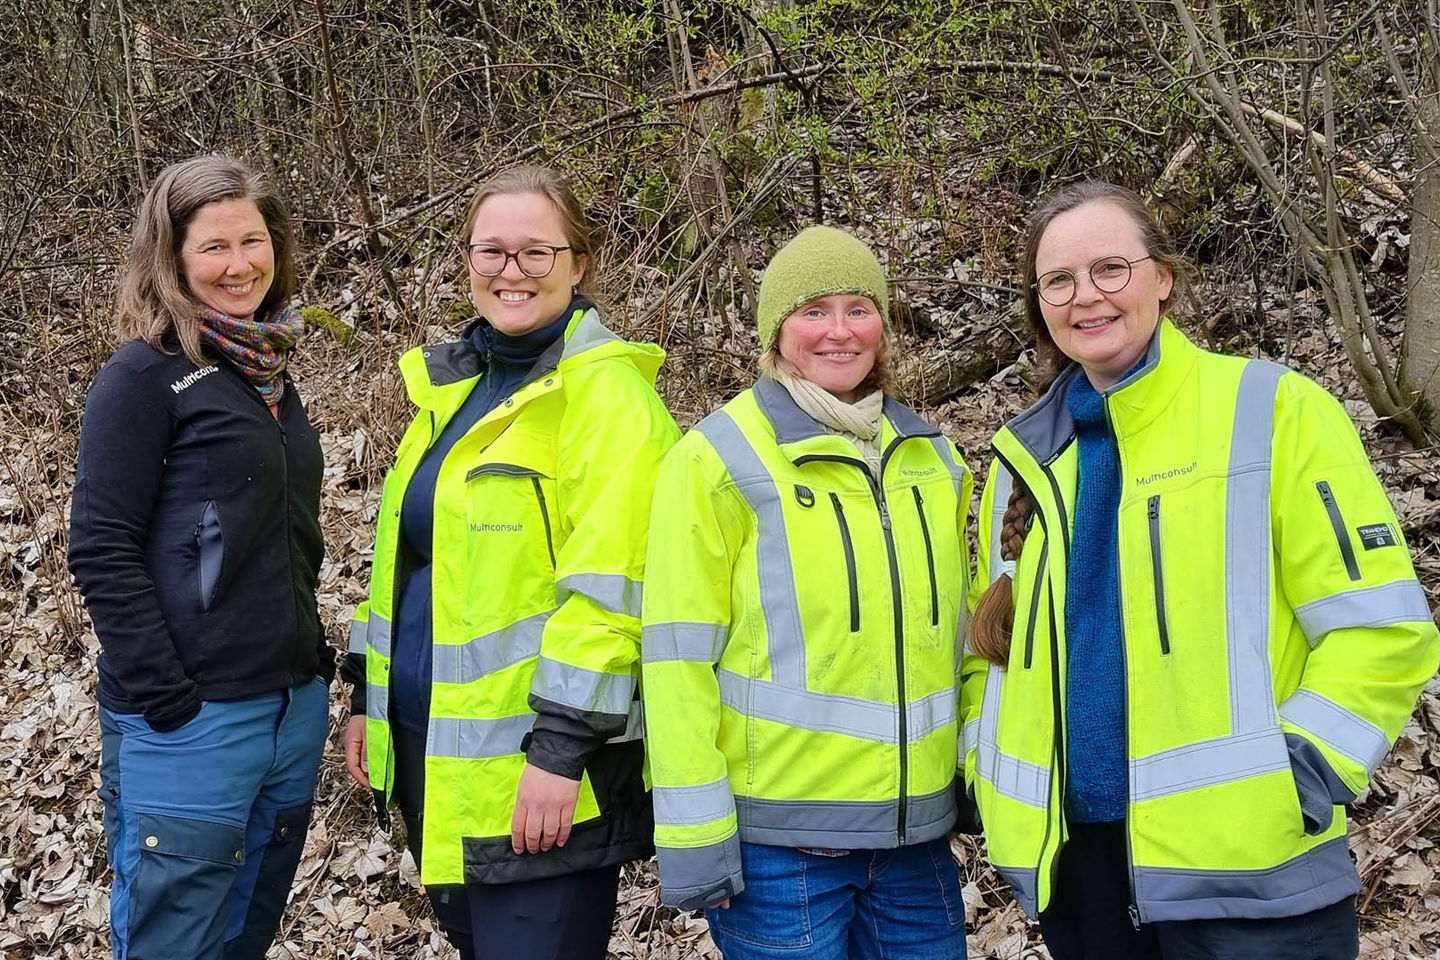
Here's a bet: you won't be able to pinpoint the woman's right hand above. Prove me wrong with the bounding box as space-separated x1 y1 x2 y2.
343 714 369 788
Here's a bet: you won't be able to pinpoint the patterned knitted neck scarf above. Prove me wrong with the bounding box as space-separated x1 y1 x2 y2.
198 305 304 407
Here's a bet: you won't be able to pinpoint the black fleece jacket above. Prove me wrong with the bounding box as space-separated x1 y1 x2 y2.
68 339 332 731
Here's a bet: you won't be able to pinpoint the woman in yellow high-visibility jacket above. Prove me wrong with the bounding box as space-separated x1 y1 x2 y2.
340 166 679 960
643 226 973 960
964 180 1439 960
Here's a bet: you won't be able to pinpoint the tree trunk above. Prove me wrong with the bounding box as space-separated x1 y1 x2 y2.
1405 87 1440 425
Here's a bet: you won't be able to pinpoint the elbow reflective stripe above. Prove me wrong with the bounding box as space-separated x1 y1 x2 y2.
1130 729 1290 802
1294 580 1432 647
348 615 368 655
988 468 1013 585
428 714 534 759
656 834 743 907
533 656 636 715
431 609 552 683
366 682 389 721
557 572 643 619
696 412 807 688
642 621 728 663
654 778 736 827
1279 688 1390 773
368 614 393 658
962 718 979 764
1224 360 1287 736
717 669 954 743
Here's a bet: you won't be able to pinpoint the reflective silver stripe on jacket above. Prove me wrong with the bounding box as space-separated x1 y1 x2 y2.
533 655 636 716
735 785 955 848
654 778 735 827
1132 360 1292 802
557 572 644 619
655 835 744 908
427 714 534 759
694 411 806 687
348 614 368 655
367 613 393 658
642 621 728 663
717 670 955 743
366 681 389 721
988 468 1013 585
1294 579 1431 647
1278 688 1390 773
431 609 553 683
976 662 1050 808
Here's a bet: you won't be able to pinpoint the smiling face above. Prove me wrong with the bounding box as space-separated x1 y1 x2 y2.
776 294 884 403
1035 200 1173 390
180 198 275 321
468 191 585 336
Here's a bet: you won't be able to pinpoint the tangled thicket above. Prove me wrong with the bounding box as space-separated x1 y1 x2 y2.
2 1 1439 957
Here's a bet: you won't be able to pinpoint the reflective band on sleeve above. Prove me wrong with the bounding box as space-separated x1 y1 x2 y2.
368 614 393 658
962 718 979 763
654 778 736 827
428 714 533 759
1294 580 1433 647
431 609 551 683
533 656 636 716
642 621 728 663
348 616 368 655
718 670 952 743
557 572 644 619
696 412 806 688
366 682 389 721
1224 360 1287 736
1130 728 1290 802
988 469 1014 585
1279 688 1391 772
608 697 645 743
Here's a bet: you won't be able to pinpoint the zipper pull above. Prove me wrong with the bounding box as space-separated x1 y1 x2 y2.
879 498 892 530
1147 497 1158 520
1128 904 1141 930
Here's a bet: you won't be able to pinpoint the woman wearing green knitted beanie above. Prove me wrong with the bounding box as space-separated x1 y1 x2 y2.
643 225 974 959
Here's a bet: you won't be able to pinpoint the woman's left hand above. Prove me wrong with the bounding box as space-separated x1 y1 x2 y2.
511 763 581 854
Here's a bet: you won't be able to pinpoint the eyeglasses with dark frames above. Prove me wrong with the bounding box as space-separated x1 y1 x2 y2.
1035 254 1154 307
466 242 573 278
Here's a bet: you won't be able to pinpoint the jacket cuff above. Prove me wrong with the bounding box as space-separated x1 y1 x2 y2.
952 778 983 836
1286 732 1356 835
524 728 590 781
658 833 745 910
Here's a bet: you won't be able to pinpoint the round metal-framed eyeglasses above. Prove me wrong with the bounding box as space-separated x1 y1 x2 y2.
466 243 572 278
1035 254 1153 306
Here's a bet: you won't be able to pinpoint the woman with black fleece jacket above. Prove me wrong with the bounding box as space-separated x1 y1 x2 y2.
68 155 332 960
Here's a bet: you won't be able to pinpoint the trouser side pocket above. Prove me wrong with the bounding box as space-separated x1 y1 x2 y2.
127 812 245 960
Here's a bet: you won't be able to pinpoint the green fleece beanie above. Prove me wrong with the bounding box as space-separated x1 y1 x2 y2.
756 225 890 350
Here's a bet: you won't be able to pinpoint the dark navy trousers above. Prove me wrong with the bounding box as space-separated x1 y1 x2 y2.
391 724 621 960
1039 820 1359 960
99 677 328 960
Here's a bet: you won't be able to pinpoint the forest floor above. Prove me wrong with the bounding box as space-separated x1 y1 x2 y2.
1 250 1438 959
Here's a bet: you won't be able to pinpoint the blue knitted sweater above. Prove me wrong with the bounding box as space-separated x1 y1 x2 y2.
1063 375 1127 822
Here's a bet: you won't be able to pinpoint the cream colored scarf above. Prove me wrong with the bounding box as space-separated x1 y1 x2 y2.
768 357 885 474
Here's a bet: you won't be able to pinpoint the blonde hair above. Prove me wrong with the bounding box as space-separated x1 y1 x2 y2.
460 165 596 293
116 155 296 366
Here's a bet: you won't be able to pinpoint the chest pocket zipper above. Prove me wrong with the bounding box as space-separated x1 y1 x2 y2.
1022 540 1048 670
465 462 555 568
830 493 860 632
911 486 939 627
1315 480 1361 581
1147 495 1171 655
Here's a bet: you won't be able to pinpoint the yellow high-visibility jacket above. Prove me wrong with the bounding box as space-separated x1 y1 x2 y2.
643 377 973 909
349 305 679 885
963 320 1439 922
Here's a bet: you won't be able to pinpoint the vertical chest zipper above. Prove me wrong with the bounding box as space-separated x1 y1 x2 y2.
910 486 939 627
1022 541 1049 670
531 477 556 568
1315 480 1361 581
829 493 860 632
1146 495 1171 655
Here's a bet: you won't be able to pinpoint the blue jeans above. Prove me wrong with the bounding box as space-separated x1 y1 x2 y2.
98 677 329 960
706 839 967 960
